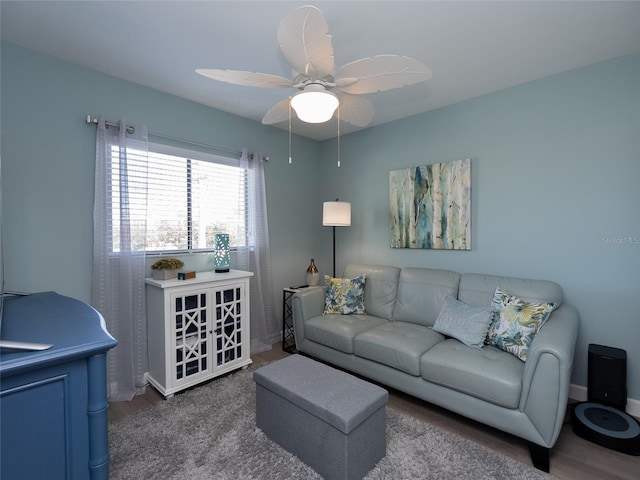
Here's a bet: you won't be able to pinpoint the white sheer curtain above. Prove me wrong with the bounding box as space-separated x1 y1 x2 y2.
236 149 278 352
92 118 149 401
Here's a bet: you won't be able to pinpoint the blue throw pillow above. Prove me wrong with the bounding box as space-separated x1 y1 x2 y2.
433 296 495 348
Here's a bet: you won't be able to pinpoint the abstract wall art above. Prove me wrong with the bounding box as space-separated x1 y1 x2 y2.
389 158 471 250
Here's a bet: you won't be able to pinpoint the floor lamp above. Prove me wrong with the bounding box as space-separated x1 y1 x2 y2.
323 200 351 277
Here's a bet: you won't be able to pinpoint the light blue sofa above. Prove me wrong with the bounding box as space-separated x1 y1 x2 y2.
292 264 580 472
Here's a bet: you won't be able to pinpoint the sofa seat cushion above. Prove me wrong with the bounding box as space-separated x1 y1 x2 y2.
305 314 388 354
354 322 445 376
419 339 524 408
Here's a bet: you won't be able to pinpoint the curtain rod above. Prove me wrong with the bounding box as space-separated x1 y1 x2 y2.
85 115 269 161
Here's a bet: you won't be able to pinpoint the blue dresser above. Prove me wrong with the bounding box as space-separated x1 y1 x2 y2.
0 292 117 480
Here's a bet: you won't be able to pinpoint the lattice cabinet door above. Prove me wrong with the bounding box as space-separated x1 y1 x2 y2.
172 289 211 387
213 283 248 369
145 270 254 398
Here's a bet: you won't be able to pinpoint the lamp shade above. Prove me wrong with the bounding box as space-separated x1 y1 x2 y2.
323 201 351 227
291 88 339 124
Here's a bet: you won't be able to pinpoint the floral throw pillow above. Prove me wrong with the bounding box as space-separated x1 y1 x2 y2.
323 275 366 315
486 287 555 361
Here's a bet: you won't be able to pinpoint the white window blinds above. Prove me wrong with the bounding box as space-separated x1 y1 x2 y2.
109 143 247 253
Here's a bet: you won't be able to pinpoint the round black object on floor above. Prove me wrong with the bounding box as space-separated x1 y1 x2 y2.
572 402 640 455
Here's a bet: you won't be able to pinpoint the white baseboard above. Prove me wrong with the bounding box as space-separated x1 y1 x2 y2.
569 383 640 418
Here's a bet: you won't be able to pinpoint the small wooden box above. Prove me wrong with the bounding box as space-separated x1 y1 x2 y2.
178 271 196 280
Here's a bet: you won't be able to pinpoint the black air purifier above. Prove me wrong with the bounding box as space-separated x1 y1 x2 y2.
572 344 640 455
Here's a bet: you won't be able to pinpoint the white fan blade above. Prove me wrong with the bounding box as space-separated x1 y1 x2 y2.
277 5 334 79
335 55 432 94
335 93 373 127
196 69 293 89
262 98 291 125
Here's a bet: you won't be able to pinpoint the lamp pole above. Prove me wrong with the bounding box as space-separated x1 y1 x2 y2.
332 225 337 277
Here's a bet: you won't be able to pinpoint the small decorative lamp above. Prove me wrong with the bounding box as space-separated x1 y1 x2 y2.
213 233 230 273
305 258 320 286
322 200 351 277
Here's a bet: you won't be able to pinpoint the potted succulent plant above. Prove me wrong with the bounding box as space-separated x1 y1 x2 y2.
150 257 185 280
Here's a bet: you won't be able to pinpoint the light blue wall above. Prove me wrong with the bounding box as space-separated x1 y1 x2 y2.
0 43 326 324
2 42 639 400
320 54 640 399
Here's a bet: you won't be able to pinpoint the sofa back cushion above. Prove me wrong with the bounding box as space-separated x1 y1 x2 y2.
344 264 400 320
459 273 563 308
393 268 460 327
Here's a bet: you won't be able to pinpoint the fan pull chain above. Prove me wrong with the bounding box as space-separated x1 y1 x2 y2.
288 97 292 164
337 107 341 167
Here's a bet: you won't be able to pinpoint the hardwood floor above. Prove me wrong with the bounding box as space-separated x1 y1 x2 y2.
109 344 639 479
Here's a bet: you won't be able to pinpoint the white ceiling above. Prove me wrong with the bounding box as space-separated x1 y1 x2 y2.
2 1 639 141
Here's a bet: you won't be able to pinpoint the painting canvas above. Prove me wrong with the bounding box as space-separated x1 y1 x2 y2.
390 159 471 250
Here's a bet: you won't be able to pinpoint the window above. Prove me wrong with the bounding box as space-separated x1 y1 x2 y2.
109 143 246 253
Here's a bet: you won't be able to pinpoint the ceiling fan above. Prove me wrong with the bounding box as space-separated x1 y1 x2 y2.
196 5 432 127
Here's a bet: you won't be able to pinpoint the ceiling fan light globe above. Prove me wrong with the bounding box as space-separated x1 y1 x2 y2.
291 90 339 123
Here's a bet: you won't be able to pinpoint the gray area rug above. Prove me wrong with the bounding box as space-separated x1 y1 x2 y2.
109 364 554 480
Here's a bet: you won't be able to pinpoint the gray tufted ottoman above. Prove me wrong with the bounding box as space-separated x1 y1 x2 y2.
253 354 388 480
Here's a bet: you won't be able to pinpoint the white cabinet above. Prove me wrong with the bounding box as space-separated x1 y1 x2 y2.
145 270 253 397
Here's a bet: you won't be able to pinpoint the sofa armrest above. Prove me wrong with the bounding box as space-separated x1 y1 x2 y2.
519 303 580 446
292 287 325 348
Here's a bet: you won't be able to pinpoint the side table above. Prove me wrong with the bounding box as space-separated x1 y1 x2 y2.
282 286 321 353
